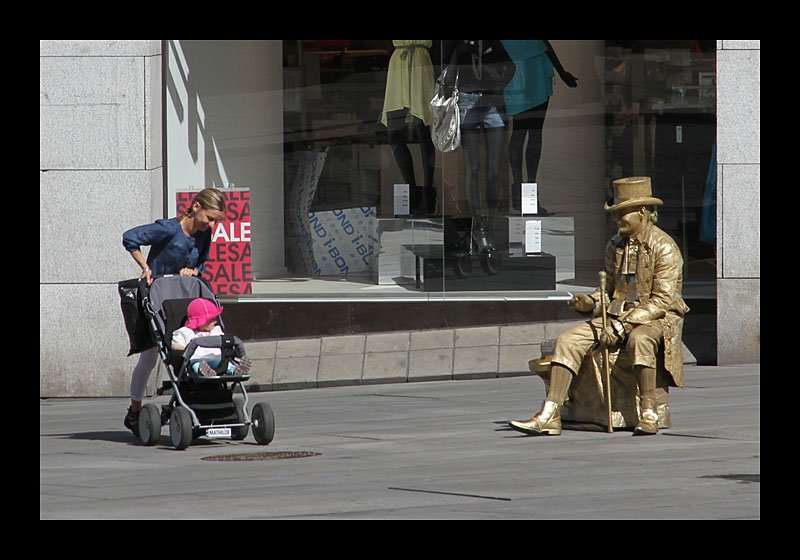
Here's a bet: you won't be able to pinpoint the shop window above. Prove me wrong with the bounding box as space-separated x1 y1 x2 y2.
165 40 715 299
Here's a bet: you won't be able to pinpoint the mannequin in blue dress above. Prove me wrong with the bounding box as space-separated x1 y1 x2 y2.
502 40 578 212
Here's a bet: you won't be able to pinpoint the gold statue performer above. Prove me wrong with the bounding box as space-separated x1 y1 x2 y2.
509 177 690 436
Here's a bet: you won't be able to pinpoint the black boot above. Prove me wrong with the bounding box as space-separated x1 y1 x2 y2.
510 183 521 212
412 186 430 217
424 186 437 215
124 407 140 437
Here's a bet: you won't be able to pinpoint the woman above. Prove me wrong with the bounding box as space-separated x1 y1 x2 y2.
121 187 226 437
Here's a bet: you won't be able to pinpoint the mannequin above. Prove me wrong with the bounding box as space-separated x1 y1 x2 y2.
501 40 578 212
381 40 437 215
445 40 515 253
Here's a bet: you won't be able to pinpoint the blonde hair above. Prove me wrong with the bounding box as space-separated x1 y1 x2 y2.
178 188 227 222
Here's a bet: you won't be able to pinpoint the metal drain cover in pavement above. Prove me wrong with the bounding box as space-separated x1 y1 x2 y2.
699 473 760 484
202 451 321 462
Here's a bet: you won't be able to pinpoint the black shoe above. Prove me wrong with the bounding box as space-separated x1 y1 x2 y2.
124 407 140 437
511 183 521 212
410 186 425 216
424 186 437 215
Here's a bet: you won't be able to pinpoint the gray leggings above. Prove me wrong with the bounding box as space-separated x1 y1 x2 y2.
130 347 159 401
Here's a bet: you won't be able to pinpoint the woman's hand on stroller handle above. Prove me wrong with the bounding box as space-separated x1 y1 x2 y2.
139 268 199 286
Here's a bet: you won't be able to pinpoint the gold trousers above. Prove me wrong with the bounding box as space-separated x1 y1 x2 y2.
551 317 663 375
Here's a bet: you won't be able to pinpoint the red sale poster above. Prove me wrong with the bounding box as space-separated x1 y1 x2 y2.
176 189 252 295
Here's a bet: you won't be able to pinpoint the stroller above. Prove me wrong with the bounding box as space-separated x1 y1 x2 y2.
134 275 274 450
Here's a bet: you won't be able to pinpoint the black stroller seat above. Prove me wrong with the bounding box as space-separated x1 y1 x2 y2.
159 298 246 381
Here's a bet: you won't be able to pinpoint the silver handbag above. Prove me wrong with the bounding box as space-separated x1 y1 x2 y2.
430 66 460 152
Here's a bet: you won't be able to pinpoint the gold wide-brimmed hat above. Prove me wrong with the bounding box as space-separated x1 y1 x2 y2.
604 177 663 212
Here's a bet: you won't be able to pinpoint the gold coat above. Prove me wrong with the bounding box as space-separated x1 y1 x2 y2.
591 222 690 387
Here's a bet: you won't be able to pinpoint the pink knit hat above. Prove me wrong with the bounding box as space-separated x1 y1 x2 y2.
184 298 224 329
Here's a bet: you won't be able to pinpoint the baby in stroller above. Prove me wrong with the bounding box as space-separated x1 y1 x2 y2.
171 297 252 377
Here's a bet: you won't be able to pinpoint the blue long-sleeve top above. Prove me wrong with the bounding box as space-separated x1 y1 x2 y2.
122 218 212 275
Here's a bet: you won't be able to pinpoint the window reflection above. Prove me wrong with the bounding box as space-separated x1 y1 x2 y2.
165 40 716 298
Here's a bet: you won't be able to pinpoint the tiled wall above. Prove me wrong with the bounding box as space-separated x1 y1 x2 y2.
240 321 584 391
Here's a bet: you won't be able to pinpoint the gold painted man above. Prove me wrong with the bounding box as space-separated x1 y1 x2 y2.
510 177 690 436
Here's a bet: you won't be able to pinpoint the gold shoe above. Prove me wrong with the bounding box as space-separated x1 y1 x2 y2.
509 401 562 435
633 409 659 436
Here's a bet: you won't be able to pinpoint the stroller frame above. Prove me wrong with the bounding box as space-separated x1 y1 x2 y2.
137 275 273 449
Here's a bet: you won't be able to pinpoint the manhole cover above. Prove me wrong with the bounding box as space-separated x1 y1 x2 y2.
699 473 760 484
202 451 321 462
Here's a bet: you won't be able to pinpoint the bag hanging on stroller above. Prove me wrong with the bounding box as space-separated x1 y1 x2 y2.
118 277 155 356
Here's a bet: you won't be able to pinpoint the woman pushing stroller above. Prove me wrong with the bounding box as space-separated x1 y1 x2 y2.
121 187 225 437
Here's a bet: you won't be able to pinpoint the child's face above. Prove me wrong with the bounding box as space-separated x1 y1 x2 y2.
197 318 217 332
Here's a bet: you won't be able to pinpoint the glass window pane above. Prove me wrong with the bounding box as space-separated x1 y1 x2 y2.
165 40 715 300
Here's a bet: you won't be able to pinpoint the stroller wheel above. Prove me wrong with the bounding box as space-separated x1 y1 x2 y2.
252 402 275 445
169 406 194 450
139 403 162 446
479 253 499 275
232 399 249 441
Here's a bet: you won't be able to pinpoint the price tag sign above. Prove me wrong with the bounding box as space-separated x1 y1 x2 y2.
525 220 542 254
394 184 410 216
522 183 538 215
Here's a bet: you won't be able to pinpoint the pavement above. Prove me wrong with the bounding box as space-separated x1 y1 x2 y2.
40 363 760 520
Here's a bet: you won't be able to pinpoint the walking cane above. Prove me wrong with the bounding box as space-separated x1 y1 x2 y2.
599 271 613 433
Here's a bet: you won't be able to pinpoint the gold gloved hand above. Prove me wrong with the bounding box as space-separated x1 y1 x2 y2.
569 293 595 313
598 319 627 347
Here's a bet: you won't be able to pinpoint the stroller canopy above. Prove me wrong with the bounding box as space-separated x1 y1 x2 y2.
145 275 221 341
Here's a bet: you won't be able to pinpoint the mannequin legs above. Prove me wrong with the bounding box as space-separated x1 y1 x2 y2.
461 126 505 252
386 109 436 214
508 101 548 211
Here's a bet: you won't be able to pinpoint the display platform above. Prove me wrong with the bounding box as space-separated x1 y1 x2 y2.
403 245 556 291
374 215 574 290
